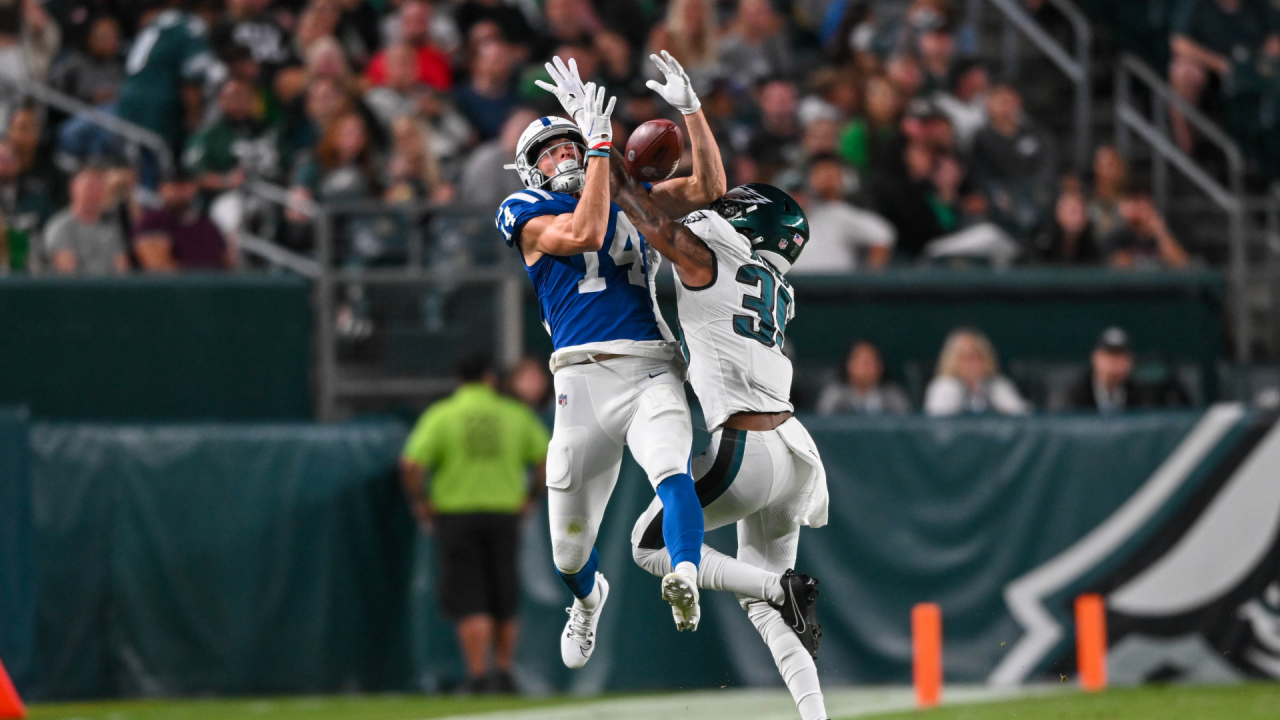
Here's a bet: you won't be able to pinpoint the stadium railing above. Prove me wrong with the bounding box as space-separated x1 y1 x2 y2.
1267 183 1280 357
310 199 523 420
966 0 1093 174
0 74 174 180
1114 53 1251 362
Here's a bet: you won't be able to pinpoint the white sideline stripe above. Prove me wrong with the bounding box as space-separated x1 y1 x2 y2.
425 685 1055 720
988 404 1246 687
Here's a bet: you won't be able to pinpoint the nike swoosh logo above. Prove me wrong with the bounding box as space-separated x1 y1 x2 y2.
649 372 668 378
790 592 806 634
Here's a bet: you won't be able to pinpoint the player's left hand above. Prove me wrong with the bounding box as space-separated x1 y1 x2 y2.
646 50 700 115
535 55 589 120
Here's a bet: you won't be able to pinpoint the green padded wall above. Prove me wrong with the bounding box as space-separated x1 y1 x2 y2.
26 410 1264 698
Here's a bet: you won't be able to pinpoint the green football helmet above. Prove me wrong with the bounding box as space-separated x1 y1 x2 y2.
708 183 810 275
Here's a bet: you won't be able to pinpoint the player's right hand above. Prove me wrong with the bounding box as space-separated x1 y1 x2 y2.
535 55 589 121
577 82 617 150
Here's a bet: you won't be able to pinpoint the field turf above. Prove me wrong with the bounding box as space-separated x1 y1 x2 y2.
862 683 1280 720
25 683 1280 720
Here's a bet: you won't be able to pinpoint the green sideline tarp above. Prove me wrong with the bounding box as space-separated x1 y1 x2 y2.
25 412 1229 699
0 407 33 692
28 421 414 699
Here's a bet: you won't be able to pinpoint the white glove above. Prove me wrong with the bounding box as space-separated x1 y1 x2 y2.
577 82 617 150
646 50 700 115
534 55 588 120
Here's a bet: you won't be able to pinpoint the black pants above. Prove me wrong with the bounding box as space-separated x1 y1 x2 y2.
434 513 521 621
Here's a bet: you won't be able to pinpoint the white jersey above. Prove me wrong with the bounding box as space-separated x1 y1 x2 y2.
673 211 795 432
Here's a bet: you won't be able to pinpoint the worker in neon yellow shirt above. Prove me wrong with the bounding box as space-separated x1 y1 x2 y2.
401 351 549 695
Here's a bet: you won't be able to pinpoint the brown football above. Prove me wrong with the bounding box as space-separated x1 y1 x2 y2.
625 119 683 182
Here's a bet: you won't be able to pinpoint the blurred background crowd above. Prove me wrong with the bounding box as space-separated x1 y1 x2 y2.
0 0 1243 277
1 0 1273 415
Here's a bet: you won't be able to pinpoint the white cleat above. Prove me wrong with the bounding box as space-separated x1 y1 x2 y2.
561 573 609 669
662 562 701 632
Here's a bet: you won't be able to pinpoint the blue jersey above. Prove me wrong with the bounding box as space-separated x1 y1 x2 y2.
497 188 664 351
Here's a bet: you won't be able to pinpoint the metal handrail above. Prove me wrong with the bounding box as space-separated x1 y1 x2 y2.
1267 183 1280 357
245 178 321 218
0 75 174 175
237 232 322 278
309 197 524 420
1114 53 1249 362
972 0 1093 173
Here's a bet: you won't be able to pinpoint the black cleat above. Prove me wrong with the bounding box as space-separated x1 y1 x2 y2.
769 569 822 658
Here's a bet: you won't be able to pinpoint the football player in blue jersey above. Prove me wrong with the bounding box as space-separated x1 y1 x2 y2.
495 53 726 668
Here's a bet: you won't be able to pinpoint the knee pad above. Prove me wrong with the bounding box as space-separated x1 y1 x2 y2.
552 531 594 575
545 426 588 493
635 384 692 486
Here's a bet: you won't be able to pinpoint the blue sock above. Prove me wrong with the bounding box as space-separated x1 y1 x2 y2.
556 547 599 599
656 473 704 569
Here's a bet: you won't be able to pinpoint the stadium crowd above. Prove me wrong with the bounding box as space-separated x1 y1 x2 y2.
0 0 1206 275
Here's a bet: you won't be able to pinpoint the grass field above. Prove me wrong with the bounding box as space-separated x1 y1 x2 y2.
862 683 1280 719
25 683 1279 720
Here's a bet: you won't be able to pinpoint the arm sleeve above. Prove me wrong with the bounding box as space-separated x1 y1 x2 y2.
133 210 168 237
401 408 442 468
990 377 1031 416
181 21 216 82
495 192 576 247
42 216 69 254
924 377 963 417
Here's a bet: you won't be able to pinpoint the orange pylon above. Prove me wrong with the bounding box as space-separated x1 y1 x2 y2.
0 656 25 719
1076 593 1108 692
912 603 942 708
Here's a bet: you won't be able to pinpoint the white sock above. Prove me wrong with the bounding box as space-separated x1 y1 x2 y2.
576 574 602 610
633 544 782 603
698 545 784 604
764 574 784 605
675 560 698 580
745 600 826 720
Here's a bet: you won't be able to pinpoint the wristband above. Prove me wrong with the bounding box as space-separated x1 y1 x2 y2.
586 149 610 159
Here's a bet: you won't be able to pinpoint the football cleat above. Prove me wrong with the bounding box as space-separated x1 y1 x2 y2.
561 573 609 669
662 562 701 631
770 569 822 658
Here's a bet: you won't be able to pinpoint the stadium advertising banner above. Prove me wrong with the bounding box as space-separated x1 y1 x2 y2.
5 408 1278 698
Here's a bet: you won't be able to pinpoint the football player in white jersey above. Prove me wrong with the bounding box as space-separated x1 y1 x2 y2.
496 54 728 669
612 165 830 720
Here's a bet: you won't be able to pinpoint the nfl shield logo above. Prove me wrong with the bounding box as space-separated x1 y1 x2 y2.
557 393 567 406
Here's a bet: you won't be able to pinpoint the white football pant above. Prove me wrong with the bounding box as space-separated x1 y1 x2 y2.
546 355 692 576
631 418 827 720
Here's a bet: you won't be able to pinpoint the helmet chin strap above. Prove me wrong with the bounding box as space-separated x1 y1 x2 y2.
548 157 585 194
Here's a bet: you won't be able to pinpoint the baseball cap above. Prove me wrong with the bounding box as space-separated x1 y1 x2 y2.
1096 327 1132 353
905 97 947 121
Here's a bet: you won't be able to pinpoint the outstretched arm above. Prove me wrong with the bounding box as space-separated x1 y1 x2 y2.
642 51 727 218
520 70 618 264
612 150 715 288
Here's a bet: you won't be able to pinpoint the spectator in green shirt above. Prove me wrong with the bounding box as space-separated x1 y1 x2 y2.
400 351 549 695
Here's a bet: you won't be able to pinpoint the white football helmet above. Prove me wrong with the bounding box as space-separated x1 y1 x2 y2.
505 116 588 194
